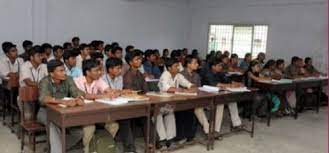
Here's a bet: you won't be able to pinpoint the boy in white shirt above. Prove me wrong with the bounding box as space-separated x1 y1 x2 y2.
157 58 195 149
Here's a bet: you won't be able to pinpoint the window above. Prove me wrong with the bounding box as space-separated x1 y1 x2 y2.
208 24 268 58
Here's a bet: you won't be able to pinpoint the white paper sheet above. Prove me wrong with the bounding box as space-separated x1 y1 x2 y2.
198 85 220 93
226 87 250 92
96 97 129 105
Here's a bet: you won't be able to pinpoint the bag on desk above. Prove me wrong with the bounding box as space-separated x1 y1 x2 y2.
89 130 117 153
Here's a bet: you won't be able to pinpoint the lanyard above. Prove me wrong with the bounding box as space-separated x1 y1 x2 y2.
7 59 19 72
84 83 95 94
30 67 41 83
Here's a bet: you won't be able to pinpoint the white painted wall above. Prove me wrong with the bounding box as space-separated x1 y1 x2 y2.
187 0 328 72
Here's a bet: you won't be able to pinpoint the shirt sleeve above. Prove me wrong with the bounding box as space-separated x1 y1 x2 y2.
38 78 52 106
177 74 193 88
158 72 172 91
143 62 152 74
97 79 110 93
67 77 85 97
0 59 10 79
19 63 30 83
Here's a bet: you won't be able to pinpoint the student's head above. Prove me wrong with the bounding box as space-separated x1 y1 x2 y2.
170 50 181 60
257 52 266 62
244 53 252 62
2 42 18 59
184 55 199 71
125 50 143 69
192 49 199 57
264 59 276 70
154 49 160 57
305 57 312 65
96 40 104 52
165 58 180 75
79 43 91 57
111 46 123 59
276 59 285 70
209 60 223 73
82 59 102 80
163 49 169 57
63 42 72 51
71 37 80 47
145 49 157 62
104 44 112 57
52 45 64 60
33 45 46 62
249 60 261 73
125 45 134 53
230 54 239 65
182 48 188 55
47 60 66 81
41 43 52 57
111 42 119 49
296 58 304 68
215 51 222 59
22 40 33 52
291 56 300 65
106 57 123 77
63 50 77 67
220 55 229 64
90 52 104 66
28 47 43 65
223 50 230 57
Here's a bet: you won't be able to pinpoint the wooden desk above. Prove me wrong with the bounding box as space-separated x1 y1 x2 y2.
46 101 152 153
253 81 296 126
147 91 216 152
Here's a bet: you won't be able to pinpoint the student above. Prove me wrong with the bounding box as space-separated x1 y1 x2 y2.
304 57 321 76
275 59 285 76
37 60 85 153
103 57 124 90
122 50 148 153
239 53 252 72
90 52 105 76
111 46 123 59
0 42 24 82
223 50 230 57
205 60 243 138
72 37 80 48
170 50 184 72
63 42 73 52
125 45 134 54
284 56 305 79
178 55 200 142
220 55 230 72
63 49 82 78
41 43 53 61
76 43 91 69
74 59 119 153
256 52 266 68
191 49 199 59
48 45 64 62
162 49 170 62
95 40 104 53
157 58 195 149
229 53 242 72
19 40 33 62
143 49 161 79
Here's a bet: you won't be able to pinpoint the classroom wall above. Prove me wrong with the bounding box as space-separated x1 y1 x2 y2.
187 0 328 72
0 0 189 53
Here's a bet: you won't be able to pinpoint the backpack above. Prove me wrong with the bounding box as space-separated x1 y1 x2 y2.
89 130 117 153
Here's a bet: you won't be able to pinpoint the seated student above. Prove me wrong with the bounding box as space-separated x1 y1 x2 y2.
90 52 105 76
229 54 242 72
19 40 33 62
255 52 266 68
95 40 105 53
122 50 148 153
143 49 161 79
178 55 200 142
284 56 306 79
111 46 123 59
170 50 184 72
158 58 195 149
0 42 24 82
239 53 252 72
162 49 170 63
37 60 85 153
125 45 134 54
76 43 91 69
275 59 285 76
191 49 199 59
304 57 322 76
103 57 124 90
122 49 146 77
104 44 113 60
48 45 64 62
41 43 53 61
223 50 230 57
72 37 80 49
63 42 73 52
19 47 48 120
220 55 230 72
63 49 82 78
260 60 282 113
205 60 243 138
74 59 119 153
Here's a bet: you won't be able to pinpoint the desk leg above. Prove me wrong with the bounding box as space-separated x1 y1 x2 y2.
210 101 216 150
151 105 157 153
251 99 255 138
267 92 272 127
46 117 50 153
316 86 322 113
207 100 213 151
61 126 66 153
294 90 300 120
10 89 14 132
145 106 151 153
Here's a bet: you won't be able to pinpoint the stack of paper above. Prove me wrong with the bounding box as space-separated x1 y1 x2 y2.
96 97 129 105
175 92 198 96
226 87 250 92
198 85 220 93
271 79 293 84
146 92 174 97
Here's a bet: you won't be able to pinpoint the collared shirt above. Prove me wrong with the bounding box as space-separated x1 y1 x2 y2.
158 71 192 91
0 56 24 80
304 65 319 75
206 71 231 86
19 61 48 87
38 76 85 106
143 61 161 79
284 64 301 79
180 69 201 87
64 64 82 78
103 74 123 90
76 54 91 69
74 76 109 94
239 60 249 72
123 68 148 92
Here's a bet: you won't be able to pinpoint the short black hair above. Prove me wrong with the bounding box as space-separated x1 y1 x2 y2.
82 59 99 76
72 37 80 42
63 42 72 50
28 47 43 58
165 58 180 70
111 42 119 49
90 40 99 48
33 45 44 54
125 50 140 64
125 45 134 53
170 50 181 59
47 59 64 73
111 46 122 55
22 40 33 48
209 59 222 68
63 50 78 61
276 59 284 66
305 57 312 64
231 53 238 59
2 42 16 53
90 52 104 60
104 44 112 53
53 45 63 53
41 43 52 51
264 59 276 69
291 56 300 64
144 49 155 58
183 55 198 67
106 58 123 72
245 53 251 58
79 43 90 51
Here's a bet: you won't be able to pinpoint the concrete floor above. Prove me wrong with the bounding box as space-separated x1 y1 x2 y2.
0 107 327 153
